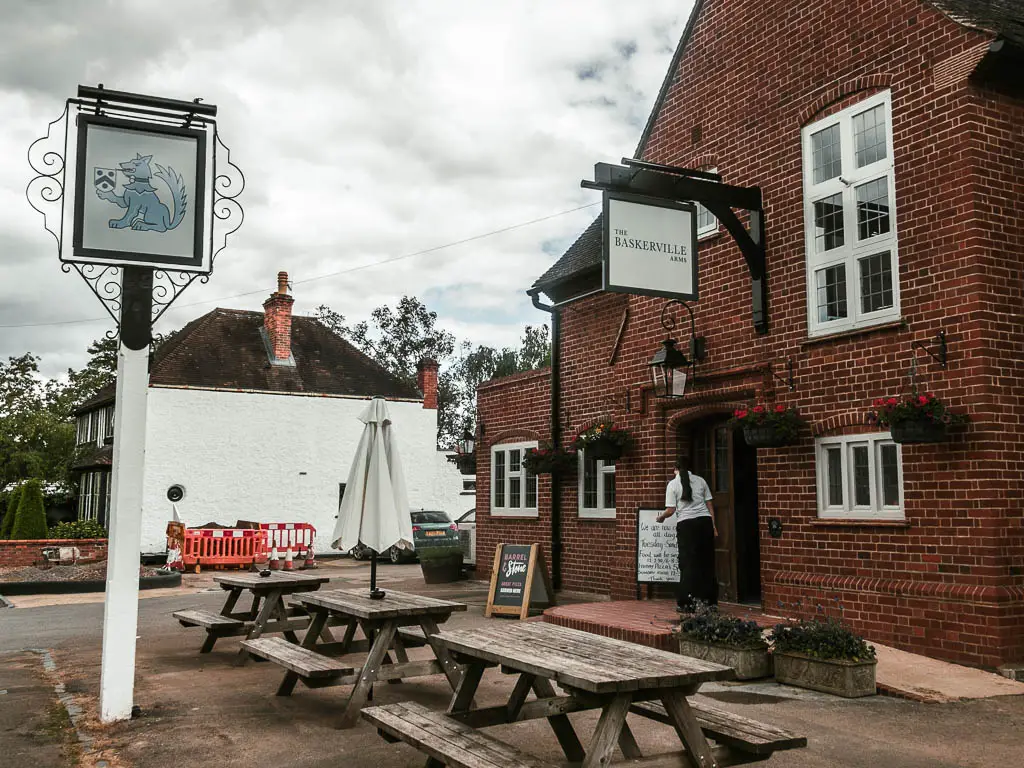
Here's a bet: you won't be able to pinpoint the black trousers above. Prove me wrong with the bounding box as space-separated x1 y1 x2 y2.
676 516 718 610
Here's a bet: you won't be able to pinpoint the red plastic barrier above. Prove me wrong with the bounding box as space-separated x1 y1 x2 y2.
259 523 315 556
181 528 261 573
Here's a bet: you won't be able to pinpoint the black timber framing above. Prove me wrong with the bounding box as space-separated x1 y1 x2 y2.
582 160 768 334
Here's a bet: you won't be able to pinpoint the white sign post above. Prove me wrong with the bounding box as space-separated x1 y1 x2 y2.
26 86 241 723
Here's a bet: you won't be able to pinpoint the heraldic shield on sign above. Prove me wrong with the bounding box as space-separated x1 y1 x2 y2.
73 114 207 269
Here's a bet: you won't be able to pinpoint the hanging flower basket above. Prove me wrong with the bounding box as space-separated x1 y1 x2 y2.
889 420 948 444
523 444 576 475
742 425 796 448
728 404 803 448
446 453 477 475
571 420 630 461
869 392 964 445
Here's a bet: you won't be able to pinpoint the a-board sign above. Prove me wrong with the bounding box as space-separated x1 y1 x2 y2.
485 543 554 619
637 508 680 584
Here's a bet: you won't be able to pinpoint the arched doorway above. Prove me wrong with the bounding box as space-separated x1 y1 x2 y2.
685 417 761 604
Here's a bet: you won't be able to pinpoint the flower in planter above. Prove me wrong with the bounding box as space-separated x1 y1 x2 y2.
868 390 964 428
677 602 767 650
570 420 631 452
523 443 576 475
769 618 876 662
726 403 803 443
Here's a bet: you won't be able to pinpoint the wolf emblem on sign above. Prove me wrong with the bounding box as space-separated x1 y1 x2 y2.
95 153 187 232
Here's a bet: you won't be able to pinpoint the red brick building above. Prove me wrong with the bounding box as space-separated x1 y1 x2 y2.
476 0 1023 668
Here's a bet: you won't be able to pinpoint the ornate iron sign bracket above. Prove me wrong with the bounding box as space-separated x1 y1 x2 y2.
582 159 768 334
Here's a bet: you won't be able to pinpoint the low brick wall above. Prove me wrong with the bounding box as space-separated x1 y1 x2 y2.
0 538 108 567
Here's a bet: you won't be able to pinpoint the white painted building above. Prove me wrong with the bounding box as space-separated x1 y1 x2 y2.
73 272 464 554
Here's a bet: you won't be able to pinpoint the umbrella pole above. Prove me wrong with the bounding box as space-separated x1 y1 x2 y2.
369 549 386 600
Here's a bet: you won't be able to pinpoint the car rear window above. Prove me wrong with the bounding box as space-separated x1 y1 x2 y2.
412 511 452 524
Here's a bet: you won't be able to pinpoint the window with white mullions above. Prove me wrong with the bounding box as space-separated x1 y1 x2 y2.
579 451 616 519
803 90 899 336
694 167 719 238
491 441 538 517
816 433 903 520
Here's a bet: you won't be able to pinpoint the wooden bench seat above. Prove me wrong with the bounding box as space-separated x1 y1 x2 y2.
240 637 354 679
363 701 557 768
630 700 807 756
397 625 429 647
173 609 244 630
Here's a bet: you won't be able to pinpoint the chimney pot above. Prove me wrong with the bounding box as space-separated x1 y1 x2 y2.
277 271 289 295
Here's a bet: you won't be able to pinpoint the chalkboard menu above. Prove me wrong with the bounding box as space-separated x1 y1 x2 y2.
637 508 680 584
485 543 553 619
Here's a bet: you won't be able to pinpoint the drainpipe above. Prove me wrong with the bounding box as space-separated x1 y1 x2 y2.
528 287 562 591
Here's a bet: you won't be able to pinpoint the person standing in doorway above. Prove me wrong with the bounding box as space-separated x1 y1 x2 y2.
658 456 718 612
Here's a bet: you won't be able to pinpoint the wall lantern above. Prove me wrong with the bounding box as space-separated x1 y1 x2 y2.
649 300 706 399
458 428 475 456
447 426 478 475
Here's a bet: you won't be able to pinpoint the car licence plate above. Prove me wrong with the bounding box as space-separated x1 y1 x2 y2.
425 530 446 537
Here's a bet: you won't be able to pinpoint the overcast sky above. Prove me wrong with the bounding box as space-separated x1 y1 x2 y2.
1 0 689 378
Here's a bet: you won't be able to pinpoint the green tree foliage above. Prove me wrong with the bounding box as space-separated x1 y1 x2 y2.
315 301 550 447
11 478 48 540
0 485 22 539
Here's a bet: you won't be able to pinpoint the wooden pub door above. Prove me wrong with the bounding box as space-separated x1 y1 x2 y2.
691 419 761 604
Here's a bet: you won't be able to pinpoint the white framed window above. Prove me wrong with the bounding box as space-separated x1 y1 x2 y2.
695 168 718 239
816 433 903 520
78 471 110 525
802 91 899 337
578 451 616 519
491 441 538 517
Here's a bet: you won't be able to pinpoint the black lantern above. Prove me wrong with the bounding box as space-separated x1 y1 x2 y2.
649 338 691 398
459 428 475 456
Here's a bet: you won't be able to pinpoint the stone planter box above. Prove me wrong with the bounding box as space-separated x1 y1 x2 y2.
773 651 877 697
678 638 772 680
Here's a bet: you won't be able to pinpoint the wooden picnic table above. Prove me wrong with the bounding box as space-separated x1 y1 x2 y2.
424 621 736 768
242 588 467 728
173 570 331 663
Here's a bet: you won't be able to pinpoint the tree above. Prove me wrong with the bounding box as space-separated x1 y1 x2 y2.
0 484 22 539
11 478 47 540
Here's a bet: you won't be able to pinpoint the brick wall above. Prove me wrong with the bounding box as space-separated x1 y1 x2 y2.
476 0 1023 668
0 539 108 567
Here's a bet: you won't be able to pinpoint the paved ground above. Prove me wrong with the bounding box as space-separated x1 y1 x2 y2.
0 650 78 767
3 559 1024 767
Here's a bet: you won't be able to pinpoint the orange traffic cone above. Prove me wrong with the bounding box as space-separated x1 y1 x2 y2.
303 544 315 569
284 548 294 571
269 546 280 570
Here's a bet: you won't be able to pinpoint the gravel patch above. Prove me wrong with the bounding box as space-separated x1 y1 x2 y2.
0 563 164 583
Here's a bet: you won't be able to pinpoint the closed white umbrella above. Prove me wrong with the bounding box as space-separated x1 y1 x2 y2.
331 397 413 598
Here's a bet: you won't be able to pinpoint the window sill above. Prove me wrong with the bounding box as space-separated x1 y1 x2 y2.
490 511 539 519
803 319 906 347
697 229 722 244
811 518 909 528
578 513 617 521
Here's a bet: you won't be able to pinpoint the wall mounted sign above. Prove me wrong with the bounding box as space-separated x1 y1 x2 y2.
637 508 680 584
72 115 207 270
602 191 698 301
484 542 554 619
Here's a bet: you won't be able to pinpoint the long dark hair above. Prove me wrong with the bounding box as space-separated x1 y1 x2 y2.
674 456 693 502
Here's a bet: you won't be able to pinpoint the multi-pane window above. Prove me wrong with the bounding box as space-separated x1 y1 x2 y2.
76 404 115 446
695 167 719 238
803 91 899 336
491 442 538 517
816 433 903 520
77 470 111 526
578 452 616 519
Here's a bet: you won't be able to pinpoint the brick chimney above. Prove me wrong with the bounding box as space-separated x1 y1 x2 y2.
263 271 294 363
417 358 439 409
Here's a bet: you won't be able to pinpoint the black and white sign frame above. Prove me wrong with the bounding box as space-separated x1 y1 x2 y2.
636 506 681 586
602 190 699 302
71 114 209 272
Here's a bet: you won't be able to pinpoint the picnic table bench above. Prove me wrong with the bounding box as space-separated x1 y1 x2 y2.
242 588 467 728
173 570 330 663
364 621 807 768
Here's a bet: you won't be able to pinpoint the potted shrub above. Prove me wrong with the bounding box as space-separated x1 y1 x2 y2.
523 443 576 475
418 545 464 584
770 618 877 697
869 391 964 444
571 420 630 461
728 404 803 448
676 603 771 679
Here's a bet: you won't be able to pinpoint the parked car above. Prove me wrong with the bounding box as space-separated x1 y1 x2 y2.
349 509 459 563
456 508 476 567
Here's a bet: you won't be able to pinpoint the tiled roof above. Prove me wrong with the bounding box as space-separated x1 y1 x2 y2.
531 215 603 291
927 0 1024 45
147 308 421 399
73 383 116 415
73 443 112 470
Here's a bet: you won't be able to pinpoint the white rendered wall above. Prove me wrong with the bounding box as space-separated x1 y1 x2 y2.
139 387 466 554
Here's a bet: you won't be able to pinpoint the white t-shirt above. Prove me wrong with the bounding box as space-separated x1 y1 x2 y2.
664 472 713 523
